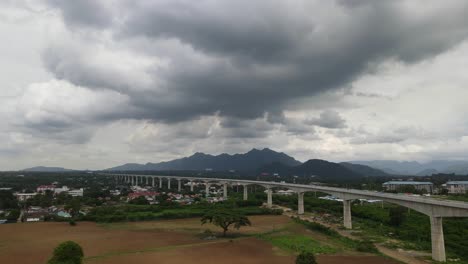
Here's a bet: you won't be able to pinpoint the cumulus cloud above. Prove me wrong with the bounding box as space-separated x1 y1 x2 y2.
41 0 468 125
306 110 347 129
2 0 468 169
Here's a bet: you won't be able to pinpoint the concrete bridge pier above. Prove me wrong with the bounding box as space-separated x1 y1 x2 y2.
190 181 194 192
167 178 171 189
223 183 228 199
343 200 352 229
178 179 182 192
298 192 305 215
205 183 211 198
430 216 446 262
146 176 149 185
267 188 273 208
159 178 163 188
152 177 156 187
243 185 248 201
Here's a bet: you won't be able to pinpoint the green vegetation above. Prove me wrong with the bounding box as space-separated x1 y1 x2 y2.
201 208 251 236
48 241 84 264
274 193 468 261
296 251 317 264
84 202 281 223
0 190 18 209
259 233 335 254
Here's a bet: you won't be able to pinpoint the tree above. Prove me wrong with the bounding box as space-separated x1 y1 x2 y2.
0 190 18 209
129 196 149 205
48 241 84 264
65 198 82 217
296 251 317 264
389 206 406 226
201 209 251 237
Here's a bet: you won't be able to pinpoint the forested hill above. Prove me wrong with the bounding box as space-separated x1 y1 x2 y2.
258 159 384 180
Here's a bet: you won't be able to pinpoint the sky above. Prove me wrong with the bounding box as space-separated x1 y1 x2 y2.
2 0 468 170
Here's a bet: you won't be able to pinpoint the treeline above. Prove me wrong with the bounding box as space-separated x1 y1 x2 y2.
82 199 281 223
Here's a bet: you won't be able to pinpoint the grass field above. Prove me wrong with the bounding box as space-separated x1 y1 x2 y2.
0 215 399 264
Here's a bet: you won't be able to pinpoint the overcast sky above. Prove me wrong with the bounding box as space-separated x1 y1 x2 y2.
2 0 468 170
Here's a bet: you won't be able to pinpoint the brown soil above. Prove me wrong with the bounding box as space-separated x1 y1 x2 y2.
0 215 400 264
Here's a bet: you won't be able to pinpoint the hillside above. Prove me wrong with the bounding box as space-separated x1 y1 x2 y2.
258 159 366 180
339 162 388 177
108 148 302 172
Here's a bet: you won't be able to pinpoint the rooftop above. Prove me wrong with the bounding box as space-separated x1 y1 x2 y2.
446 181 468 185
383 181 433 185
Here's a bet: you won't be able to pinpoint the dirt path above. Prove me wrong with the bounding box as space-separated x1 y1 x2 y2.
276 205 431 264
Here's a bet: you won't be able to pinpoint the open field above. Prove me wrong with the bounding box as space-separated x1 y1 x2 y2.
0 215 399 264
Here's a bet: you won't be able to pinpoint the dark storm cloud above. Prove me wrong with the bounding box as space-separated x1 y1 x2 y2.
46 0 112 28
43 0 468 127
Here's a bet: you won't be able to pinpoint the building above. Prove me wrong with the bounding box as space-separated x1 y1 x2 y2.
68 188 84 197
15 193 37 201
127 191 158 201
54 186 69 194
446 181 468 194
37 185 56 193
382 181 433 193
276 190 295 196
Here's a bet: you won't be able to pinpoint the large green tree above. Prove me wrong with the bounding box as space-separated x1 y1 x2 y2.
48 241 84 264
201 209 251 237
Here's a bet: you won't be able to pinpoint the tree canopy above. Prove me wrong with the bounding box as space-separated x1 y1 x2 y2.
201 209 251 237
296 251 317 264
48 241 84 264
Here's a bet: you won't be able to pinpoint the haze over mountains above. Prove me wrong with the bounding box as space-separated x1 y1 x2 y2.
348 160 468 176
22 166 75 172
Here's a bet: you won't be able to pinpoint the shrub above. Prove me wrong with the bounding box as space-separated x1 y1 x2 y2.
48 241 84 264
296 251 317 264
356 240 378 253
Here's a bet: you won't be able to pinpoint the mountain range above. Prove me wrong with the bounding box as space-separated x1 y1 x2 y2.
348 160 468 175
22 166 75 172
106 148 388 180
108 148 301 172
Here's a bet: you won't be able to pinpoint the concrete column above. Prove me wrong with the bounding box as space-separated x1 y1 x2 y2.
178 179 182 192
190 181 194 192
146 176 149 185
267 188 273 208
298 192 304 215
430 216 446 262
205 183 211 197
159 178 163 188
223 183 228 199
152 177 155 187
168 178 171 189
343 200 352 229
243 185 248 201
